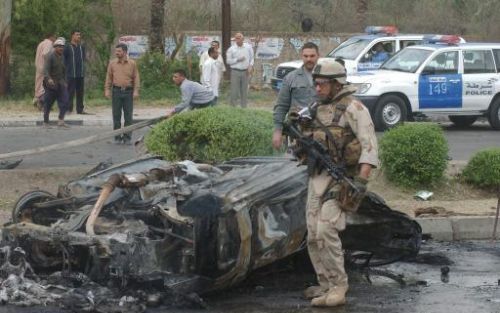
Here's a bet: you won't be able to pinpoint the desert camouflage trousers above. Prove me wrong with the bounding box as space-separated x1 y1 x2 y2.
306 172 348 290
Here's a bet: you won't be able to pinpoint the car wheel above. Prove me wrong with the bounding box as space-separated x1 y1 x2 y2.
12 190 56 224
374 95 407 131
448 115 477 128
488 98 500 130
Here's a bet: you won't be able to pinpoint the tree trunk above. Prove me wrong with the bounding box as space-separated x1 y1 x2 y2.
150 0 165 53
355 0 369 31
169 32 184 61
0 0 12 97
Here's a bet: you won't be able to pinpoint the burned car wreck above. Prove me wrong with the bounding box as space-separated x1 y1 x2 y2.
1 156 421 308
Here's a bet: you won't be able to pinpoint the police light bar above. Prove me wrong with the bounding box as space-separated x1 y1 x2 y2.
423 35 462 45
364 26 398 35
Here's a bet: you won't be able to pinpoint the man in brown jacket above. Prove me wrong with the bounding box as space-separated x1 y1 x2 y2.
104 43 140 145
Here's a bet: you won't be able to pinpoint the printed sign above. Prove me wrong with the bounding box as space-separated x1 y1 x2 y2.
255 37 284 60
119 35 148 58
289 37 321 53
185 35 221 56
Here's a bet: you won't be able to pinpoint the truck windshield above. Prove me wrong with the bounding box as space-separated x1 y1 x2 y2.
380 48 433 73
327 38 371 60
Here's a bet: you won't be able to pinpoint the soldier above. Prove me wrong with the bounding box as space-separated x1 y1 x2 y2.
298 59 379 307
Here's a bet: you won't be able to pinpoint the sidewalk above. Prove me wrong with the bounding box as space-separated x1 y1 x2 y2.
0 106 167 127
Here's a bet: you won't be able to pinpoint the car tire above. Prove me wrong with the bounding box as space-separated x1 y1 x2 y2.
488 98 500 130
448 115 477 128
374 95 407 131
12 190 56 224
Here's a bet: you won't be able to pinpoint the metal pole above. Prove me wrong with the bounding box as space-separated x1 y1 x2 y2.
492 187 500 241
221 0 231 80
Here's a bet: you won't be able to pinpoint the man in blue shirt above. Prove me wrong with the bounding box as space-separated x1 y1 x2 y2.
371 43 389 63
166 69 215 117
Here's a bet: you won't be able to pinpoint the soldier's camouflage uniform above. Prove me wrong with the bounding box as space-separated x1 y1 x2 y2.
302 84 379 293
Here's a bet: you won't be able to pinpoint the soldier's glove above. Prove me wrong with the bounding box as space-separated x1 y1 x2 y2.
340 176 368 212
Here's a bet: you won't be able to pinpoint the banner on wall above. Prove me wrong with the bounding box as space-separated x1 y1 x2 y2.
164 37 177 57
255 37 284 59
185 35 221 56
289 37 321 53
229 37 285 60
118 35 148 58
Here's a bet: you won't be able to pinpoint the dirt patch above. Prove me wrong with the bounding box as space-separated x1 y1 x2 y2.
0 164 497 225
368 168 498 218
0 166 92 223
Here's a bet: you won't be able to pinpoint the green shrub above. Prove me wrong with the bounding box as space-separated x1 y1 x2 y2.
379 123 448 188
145 106 274 162
462 148 500 189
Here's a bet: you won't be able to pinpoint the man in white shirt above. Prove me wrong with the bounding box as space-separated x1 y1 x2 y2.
201 47 221 103
226 32 254 108
199 40 225 81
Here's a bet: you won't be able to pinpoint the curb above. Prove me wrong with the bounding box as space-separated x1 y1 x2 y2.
1 119 151 128
417 216 497 241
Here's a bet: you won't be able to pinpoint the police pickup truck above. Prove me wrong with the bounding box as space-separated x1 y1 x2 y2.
271 26 425 90
349 35 500 131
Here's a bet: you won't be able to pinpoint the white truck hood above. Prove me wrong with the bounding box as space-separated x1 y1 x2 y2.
348 69 416 84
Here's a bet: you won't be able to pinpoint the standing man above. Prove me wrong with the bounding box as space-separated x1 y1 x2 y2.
272 42 319 149
34 33 56 110
42 38 70 128
201 47 221 103
295 59 378 307
64 30 87 114
226 32 254 108
104 43 140 145
199 40 225 81
166 69 215 117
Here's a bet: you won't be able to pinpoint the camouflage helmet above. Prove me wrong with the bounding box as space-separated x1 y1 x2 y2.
312 59 347 84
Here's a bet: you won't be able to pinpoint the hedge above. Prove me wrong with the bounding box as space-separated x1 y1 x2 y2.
379 123 448 188
145 106 275 162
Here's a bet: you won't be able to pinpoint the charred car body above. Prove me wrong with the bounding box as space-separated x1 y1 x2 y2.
2 156 421 294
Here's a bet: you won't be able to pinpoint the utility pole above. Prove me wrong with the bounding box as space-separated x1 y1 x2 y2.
221 0 231 79
0 0 12 97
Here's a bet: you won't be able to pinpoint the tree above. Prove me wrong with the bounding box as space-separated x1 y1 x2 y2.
0 0 12 97
355 0 368 30
150 0 165 52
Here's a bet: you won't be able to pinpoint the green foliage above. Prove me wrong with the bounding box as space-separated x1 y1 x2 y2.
462 148 500 189
137 52 199 100
145 107 274 162
379 123 448 188
10 0 114 98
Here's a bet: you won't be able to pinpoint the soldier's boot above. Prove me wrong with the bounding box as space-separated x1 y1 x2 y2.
311 286 348 307
303 285 328 299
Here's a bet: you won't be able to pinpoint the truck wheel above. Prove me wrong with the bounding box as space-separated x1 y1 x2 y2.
374 95 407 131
488 98 500 130
12 190 56 224
448 116 477 128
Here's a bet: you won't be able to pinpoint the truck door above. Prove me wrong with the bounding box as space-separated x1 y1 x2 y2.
462 49 498 112
418 51 462 109
357 40 395 71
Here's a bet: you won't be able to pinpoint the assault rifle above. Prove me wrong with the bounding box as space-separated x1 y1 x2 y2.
283 117 360 193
